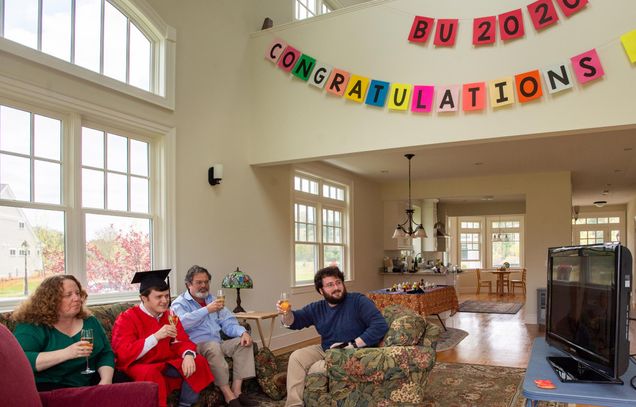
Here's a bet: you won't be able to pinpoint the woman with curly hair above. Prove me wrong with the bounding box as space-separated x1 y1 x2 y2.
12 275 115 390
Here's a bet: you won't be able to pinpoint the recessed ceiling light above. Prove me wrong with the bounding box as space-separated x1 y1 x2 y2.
474 162 484 166
593 200 607 208
481 195 494 201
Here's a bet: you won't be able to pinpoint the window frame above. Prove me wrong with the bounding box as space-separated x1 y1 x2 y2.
0 89 175 311
0 0 176 109
572 210 625 245
291 168 351 288
294 0 335 21
450 214 525 269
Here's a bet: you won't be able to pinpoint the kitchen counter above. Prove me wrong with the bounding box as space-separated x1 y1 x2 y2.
382 270 457 288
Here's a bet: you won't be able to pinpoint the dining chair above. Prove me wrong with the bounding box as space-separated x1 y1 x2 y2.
510 268 527 294
475 269 492 294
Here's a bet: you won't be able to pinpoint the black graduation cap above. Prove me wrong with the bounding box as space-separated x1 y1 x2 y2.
131 269 171 294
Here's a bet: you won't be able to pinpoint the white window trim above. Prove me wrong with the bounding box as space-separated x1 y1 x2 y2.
0 84 176 312
293 0 337 21
290 164 353 290
572 210 625 245
451 214 525 269
0 0 176 110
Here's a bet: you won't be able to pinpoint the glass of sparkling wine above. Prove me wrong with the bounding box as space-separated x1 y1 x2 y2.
168 310 180 343
216 289 225 317
80 328 95 374
280 292 291 313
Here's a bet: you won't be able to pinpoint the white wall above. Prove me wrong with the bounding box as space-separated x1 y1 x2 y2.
247 0 636 164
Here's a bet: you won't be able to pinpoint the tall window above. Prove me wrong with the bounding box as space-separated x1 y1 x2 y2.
1 0 164 96
453 215 525 269
572 213 623 245
0 102 159 302
294 0 333 21
293 172 349 286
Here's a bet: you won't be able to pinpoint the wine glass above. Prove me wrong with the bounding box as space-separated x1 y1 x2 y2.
216 289 225 317
279 292 291 313
168 310 180 343
80 328 95 374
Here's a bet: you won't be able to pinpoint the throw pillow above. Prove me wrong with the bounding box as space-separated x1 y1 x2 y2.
383 314 426 346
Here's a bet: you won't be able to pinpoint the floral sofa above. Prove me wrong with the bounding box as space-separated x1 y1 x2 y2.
304 304 441 407
0 301 286 407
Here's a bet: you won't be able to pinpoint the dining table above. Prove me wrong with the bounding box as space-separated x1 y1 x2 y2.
485 269 515 296
367 285 459 330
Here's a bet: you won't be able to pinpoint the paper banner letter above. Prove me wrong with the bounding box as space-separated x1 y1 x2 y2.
541 63 573 93
365 80 390 107
555 0 588 18
462 82 486 111
473 16 497 46
434 19 459 47
527 0 559 31
515 70 543 103
499 9 525 41
489 77 515 107
408 16 435 43
265 39 287 63
326 69 351 96
436 85 460 112
345 75 370 103
620 29 636 64
308 62 333 89
277 46 301 72
292 54 316 81
388 84 412 111
411 85 434 112
571 49 604 84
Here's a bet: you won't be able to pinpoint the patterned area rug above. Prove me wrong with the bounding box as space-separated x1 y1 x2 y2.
436 327 469 352
243 359 565 407
459 300 524 314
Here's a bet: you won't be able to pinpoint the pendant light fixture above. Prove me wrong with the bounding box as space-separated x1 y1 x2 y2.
392 154 427 239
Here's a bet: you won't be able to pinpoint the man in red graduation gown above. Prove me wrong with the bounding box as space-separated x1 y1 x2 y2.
111 269 214 407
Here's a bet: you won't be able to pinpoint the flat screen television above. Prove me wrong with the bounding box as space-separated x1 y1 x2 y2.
546 243 632 384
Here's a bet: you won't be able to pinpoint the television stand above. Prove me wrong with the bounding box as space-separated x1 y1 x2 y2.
547 357 623 384
523 338 636 406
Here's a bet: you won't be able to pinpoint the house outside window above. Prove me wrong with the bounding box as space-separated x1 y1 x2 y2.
293 170 349 286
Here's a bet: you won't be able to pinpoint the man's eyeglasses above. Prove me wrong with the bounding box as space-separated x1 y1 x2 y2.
192 280 210 286
323 280 343 289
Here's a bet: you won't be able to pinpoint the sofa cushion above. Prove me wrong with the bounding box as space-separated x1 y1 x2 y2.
254 347 287 400
383 314 426 346
0 323 43 407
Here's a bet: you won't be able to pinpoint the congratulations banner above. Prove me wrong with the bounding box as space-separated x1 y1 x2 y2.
265 39 609 114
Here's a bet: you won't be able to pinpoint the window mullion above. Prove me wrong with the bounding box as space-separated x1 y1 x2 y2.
99 0 105 75
0 0 4 36
70 0 76 64
37 0 43 51
29 112 35 202
126 19 131 84
68 112 84 283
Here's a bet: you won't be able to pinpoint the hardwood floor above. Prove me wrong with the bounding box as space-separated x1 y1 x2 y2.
436 291 540 368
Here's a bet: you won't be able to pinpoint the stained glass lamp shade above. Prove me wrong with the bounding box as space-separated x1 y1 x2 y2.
221 267 253 313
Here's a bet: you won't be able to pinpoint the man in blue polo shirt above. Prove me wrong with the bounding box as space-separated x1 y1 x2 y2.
171 265 257 407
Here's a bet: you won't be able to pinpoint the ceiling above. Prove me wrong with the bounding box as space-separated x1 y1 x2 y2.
324 128 636 207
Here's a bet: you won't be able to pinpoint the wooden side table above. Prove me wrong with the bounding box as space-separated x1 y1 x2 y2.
233 311 279 348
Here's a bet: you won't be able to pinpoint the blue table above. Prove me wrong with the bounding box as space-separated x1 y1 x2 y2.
523 338 636 406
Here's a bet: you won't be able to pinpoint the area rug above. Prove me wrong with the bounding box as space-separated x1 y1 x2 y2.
243 359 565 407
459 300 524 314
436 327 469 352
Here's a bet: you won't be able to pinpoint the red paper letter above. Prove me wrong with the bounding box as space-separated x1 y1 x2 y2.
473 16 497 46
499 9 525 41
434 19 458 47
408 16 435 43
555 0 588 17
527 0 559 31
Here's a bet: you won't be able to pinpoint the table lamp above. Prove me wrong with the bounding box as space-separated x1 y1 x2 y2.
221 267 253 313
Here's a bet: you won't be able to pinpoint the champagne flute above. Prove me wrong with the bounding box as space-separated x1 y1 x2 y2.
280 292 291 313
216 289 225 318
80 328 95 374
168 310 180 343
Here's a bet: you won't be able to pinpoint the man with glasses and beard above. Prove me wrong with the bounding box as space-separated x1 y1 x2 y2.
276 266 388 407
171 265 257 407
